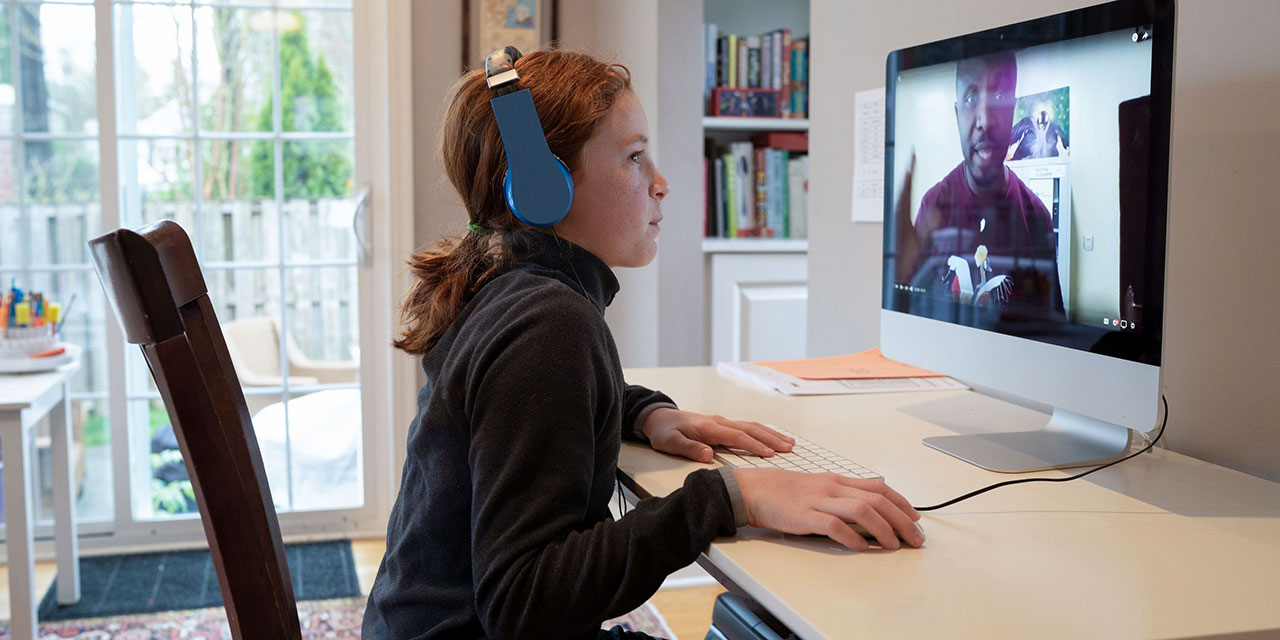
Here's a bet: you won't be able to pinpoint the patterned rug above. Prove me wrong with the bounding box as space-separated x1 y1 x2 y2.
0 597 677 639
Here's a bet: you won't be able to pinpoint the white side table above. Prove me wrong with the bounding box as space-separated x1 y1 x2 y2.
1 362 81 640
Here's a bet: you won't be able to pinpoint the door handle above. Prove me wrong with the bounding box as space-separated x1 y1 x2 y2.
351 186 372 267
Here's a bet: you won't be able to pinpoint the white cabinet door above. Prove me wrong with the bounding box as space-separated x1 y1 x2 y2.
709 253 808 364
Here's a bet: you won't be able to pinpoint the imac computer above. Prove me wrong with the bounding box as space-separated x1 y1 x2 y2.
881 0 1175 473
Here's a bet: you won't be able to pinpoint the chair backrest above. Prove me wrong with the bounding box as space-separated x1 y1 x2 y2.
88 220 301 640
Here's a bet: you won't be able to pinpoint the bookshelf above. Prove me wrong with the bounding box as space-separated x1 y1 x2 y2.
701 0 811 365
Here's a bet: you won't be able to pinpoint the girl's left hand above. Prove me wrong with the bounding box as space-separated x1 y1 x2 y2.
640 408 794 463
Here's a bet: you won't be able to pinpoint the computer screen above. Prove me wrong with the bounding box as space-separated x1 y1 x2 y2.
880 0 1174 472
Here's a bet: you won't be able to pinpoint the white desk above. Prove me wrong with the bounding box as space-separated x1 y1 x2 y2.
618 366 1280 639
1 364 81 640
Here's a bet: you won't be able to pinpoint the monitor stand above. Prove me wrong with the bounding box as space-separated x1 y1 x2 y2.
922 408 1133 473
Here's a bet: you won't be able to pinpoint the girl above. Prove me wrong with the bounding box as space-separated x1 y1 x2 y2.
363 49 923 640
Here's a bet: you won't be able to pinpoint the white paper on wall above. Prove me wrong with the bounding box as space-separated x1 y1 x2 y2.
852 86 886 223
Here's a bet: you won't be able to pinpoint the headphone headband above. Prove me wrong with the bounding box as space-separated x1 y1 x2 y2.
484 46 574 227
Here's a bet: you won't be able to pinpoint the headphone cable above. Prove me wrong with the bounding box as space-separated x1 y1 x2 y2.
913 394 1168 511
549 227 592 303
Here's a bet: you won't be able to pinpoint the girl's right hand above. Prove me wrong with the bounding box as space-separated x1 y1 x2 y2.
733 468 924 551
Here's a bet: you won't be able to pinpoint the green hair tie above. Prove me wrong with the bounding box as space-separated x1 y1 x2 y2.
467 222 492 235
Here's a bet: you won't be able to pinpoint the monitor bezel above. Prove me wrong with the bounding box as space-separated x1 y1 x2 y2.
881 0 1175 367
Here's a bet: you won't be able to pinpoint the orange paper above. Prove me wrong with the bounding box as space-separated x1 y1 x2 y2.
755 348 942 380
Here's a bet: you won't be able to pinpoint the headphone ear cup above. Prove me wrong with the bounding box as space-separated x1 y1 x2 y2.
504 154 576 225
503 156 573 226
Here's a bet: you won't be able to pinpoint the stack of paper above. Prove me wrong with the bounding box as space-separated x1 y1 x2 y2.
717 348 967 396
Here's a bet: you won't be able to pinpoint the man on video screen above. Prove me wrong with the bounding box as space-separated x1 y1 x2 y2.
897 52 1064 315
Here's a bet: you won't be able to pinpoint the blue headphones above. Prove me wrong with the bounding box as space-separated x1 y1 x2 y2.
486 47 574 227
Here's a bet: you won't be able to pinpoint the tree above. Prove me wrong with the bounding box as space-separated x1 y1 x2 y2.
249 13 351 200
201 8 247 201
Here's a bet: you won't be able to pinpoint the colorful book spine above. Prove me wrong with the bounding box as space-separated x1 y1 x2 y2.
790 39 808 118
705 23 718 110
727 34 738 89
745 36 761 88
754 146 767 235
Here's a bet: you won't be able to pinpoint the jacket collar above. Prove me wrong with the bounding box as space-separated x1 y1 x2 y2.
506 231 619 313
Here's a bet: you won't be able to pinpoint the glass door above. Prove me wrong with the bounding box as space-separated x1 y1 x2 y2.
112 0 369 530
4 0 388 549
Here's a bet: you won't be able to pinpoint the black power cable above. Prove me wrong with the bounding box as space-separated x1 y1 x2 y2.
912 394 1169 512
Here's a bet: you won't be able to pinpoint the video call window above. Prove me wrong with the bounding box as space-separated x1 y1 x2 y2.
888 28 1153 333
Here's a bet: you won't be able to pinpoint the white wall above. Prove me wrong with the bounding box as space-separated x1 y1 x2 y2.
807 0 1280 482
558 0 661 367
560 0 706 368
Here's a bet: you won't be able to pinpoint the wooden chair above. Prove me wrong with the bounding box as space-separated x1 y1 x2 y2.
88 220 301 640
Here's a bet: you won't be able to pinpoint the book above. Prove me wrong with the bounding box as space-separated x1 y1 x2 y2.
788 155 808 238
745 36 761 88
761 31 772 91
732 142 756 236
773 149 783 238
753 146 768 235
780 29 792 118
732 33 742 88
704 23 718 110
771 30 784 91
790 38 808 118
736 35 747 88
723 152 738 237
712 157 725 237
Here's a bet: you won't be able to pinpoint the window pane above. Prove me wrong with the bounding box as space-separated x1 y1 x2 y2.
256 388 362 513
206 266 285 414
281 139 352 261
0 204 21 267
27 203 100 265
0 8 13 132
35 396 114 526
75 397 113 523
25 139 99 204
200 139 277 262
279 10 352 133
283 197 353 263
119 138 196 231
115 4 194 135
130 397 199 521
195 6 273 133
20 3 97 135
285 265 357 362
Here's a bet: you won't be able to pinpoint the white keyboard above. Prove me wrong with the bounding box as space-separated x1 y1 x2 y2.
713 426 882 480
